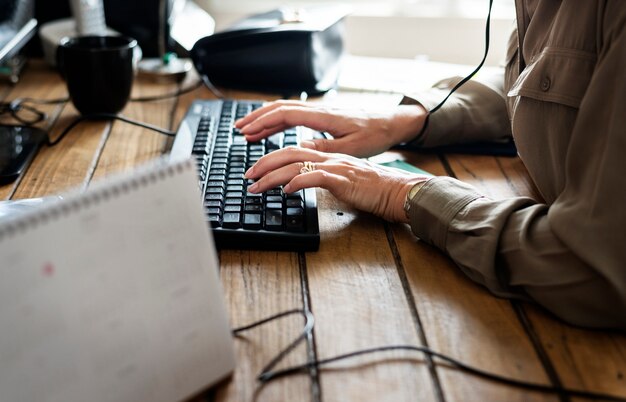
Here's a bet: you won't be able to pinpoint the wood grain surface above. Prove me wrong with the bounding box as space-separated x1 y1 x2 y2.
1 61 624 402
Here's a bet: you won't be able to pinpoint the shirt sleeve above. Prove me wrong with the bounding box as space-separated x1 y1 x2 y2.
407 4 626 330
400 72 513 148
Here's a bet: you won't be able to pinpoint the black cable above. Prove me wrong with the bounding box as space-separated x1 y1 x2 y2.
129 80 204 102
200 74 225 100
234 310 626 402
233 309 315 380
47 113 175 147
429 0 493 114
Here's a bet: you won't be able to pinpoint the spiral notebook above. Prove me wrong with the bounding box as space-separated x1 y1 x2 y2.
0 158 235 402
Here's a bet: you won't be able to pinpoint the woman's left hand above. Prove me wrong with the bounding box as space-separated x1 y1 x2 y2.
245 147 430 223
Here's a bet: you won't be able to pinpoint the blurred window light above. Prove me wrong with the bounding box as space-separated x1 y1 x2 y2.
205 0 515 19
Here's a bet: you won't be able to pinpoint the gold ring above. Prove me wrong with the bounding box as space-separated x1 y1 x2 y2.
300 161 316 174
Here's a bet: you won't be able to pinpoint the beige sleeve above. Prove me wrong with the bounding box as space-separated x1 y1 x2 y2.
407 4 626 330
400 72 512 148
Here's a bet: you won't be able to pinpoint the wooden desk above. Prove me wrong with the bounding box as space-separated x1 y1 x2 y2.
2 61 625 402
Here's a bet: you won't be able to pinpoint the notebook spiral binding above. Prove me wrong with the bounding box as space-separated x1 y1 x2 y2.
0 158 194 241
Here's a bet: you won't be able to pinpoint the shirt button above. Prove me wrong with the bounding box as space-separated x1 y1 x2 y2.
540 77 551 91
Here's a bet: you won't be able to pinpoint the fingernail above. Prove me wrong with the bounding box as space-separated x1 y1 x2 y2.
300 140 315 149
240 124 251 134
248 182 259 193
244 167 254 178
283 184 292 193
234 118 242 127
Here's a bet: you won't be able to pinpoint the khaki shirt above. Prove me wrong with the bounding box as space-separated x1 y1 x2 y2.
403 0 626 329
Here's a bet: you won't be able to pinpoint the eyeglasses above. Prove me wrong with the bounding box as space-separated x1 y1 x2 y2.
0 97 70 126
0 100 47 125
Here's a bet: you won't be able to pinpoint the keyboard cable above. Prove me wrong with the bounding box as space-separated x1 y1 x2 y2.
233 309 626 402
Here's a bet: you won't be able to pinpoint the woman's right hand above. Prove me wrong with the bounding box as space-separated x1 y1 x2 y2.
234 100 428 158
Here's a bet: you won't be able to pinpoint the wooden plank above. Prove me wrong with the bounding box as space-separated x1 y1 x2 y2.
212 250 312 402
392 152 556 401
305 188 437 402
524 306 626 401
446 154 626 400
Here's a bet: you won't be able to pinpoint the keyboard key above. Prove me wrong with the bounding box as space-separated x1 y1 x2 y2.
266 202 282 210
226 185 243 192
245 204 262 212
243 213 262 230
286 190 303 199
286 207 304 231
286 207 304 216
207 214 221 228
205 193 223 201
227 179 245 187
226 191 244 199
266 195 282 203
224 205 242 213
265 210 283 230
222 213 241 228
245 196 262 205
286 199 304 208
207 186 225 195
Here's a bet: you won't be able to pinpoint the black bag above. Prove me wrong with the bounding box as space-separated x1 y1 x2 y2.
191 6 347 96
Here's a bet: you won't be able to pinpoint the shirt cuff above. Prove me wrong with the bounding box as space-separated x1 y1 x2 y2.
408 176 484 249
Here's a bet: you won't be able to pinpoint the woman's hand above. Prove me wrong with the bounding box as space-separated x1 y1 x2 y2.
245 147 431 223
234 100 428 158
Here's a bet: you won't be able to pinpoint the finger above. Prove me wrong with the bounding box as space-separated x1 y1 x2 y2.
244 124 288 142
248 163 348 198
247 162 304 194
300 135 356 153
300 135 377 158
245 147 328 179
240 106 335 136
234 100 312 128
283 170 349 196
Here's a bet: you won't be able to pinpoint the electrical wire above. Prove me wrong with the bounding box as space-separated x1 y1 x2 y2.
232 309 315 379
234 309 626 402
129 80 204 102
200 74 225 100
47 113 175 147
428 0 493 114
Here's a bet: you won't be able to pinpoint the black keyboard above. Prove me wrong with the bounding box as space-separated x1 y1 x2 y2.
170 99 320 251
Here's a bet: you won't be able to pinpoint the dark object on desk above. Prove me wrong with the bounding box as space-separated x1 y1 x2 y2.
57 36 137 115
0 124 47 184
191 6 348 96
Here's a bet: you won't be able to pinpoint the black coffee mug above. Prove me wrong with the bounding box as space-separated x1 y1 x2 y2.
57 36 138 115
